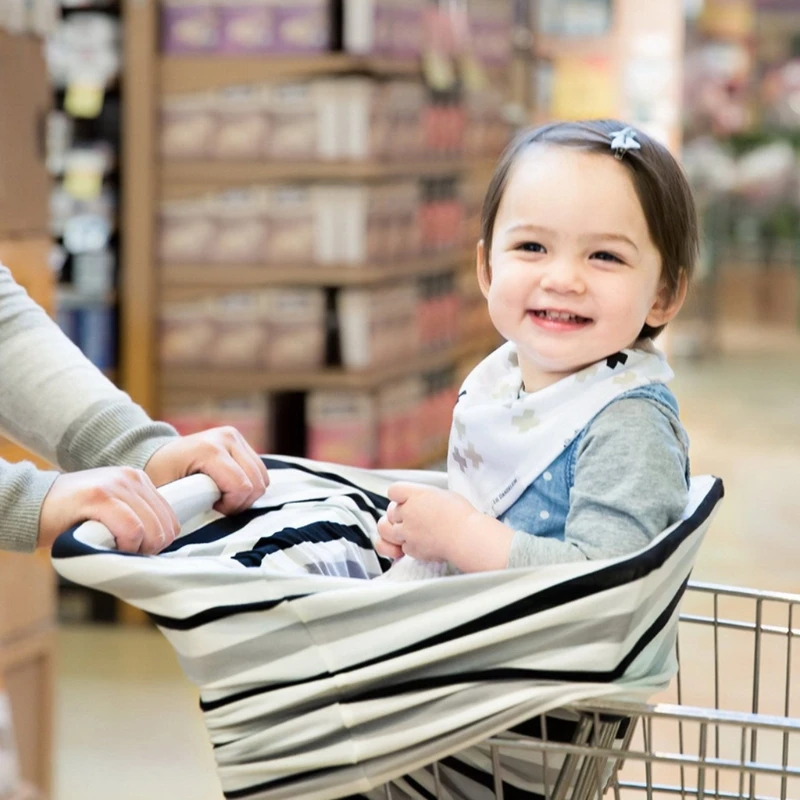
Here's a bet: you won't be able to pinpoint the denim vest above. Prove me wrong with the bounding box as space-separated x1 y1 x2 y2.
499 383 687 539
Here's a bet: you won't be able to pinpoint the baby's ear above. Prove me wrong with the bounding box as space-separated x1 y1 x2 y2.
646 271 688 328
476 240 491 299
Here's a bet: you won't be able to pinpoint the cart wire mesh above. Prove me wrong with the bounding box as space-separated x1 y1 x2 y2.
380 581 800 800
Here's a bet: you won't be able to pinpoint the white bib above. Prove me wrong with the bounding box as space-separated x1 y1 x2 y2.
447 340 675 516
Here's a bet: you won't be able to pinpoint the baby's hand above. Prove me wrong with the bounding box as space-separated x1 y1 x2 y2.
376 483 478 563
39 467 180 553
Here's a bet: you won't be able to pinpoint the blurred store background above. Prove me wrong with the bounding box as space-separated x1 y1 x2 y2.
0 1 797 798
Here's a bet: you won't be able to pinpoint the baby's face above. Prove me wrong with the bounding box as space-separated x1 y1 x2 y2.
480 145 674 392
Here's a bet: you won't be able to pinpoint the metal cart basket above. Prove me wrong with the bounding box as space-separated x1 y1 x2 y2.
382 581 800 800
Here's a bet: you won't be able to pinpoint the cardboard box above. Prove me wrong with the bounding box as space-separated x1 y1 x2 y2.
0 31 51 238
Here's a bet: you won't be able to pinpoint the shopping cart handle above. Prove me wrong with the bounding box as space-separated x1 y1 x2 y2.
159 473 222 526
69 473 223 552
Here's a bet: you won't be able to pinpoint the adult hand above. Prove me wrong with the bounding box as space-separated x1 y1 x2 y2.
144 427 269 515
39 467 180 553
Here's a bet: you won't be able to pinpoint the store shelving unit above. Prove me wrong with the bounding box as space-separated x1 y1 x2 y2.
160 157 496 188
122 2 501 448
161 250 473 294
161 332 499 397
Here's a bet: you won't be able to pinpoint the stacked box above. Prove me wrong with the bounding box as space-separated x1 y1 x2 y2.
159 288 326 370
337 283 419 369
162 0 331 55
306 391 376 467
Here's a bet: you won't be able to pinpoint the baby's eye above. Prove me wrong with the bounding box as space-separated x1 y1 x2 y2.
517 241 546 253
591 251 624 264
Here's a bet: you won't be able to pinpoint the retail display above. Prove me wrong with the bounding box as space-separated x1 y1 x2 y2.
123 0 510 474
161 0 331 55
46 2 122 377
307 369 457 469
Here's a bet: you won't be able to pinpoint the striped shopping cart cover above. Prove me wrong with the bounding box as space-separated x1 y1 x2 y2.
51 457 724 800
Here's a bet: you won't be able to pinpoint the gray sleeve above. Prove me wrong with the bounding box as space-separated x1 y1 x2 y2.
0 264 178 552
507 398 689 568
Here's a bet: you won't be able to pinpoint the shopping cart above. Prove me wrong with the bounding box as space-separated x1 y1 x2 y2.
385 581 799 800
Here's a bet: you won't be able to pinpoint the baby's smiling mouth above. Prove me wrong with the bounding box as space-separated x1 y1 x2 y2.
531 309 593 324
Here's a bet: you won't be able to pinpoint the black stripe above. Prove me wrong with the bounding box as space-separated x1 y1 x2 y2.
223 765 363 798
51 458 389 560
200 569 686 716
263 457 391 512
200 476 719 711
347 480 721 675
403 774 438 799
232 522 379 567
149 594 310 631
351 574 689 702
162 491 385 555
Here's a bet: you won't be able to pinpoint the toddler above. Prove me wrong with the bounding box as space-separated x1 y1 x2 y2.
376 119 697 572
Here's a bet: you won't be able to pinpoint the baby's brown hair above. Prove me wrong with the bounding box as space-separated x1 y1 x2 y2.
479 120 699 339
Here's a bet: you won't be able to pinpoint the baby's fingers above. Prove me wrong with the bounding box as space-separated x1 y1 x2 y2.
375 538 404 560
376 515 405 560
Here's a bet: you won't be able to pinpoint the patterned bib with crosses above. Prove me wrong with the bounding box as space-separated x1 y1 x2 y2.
447 340 675 517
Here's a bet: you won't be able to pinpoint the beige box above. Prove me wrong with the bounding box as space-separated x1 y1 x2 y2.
340 77 387 161
266 185 315 264
211 84 270 160
208 291 268 368
337 282 418 369
159 298 216 366
306 390 376 467
159 198 217 263
208 189 269 264
266 80 339 161
160 92 217 159
385 81 425 160
264 287 326 369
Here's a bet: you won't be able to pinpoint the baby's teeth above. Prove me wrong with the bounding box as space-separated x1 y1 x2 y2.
547 311 573 321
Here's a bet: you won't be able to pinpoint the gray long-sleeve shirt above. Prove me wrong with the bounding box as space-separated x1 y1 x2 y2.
0 264 177 552
507 398 690 567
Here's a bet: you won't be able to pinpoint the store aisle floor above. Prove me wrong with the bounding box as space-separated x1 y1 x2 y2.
54 332 800 800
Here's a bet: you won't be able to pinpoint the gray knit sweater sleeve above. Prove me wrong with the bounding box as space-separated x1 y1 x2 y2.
507 398 689 567
0 264 178 552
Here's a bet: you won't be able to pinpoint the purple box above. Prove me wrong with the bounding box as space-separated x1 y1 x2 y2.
218 4 274 53
161 3 219 54
390 6 423 59
270 1 331 53
374 1 392 56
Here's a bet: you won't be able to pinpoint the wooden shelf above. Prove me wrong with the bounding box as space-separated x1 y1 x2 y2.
160 158 496 190
161 334 499 395
160 251 467 296
160 53 421 95
532 34 614 60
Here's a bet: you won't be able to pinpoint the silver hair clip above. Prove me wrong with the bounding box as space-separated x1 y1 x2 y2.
610 127 641 160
